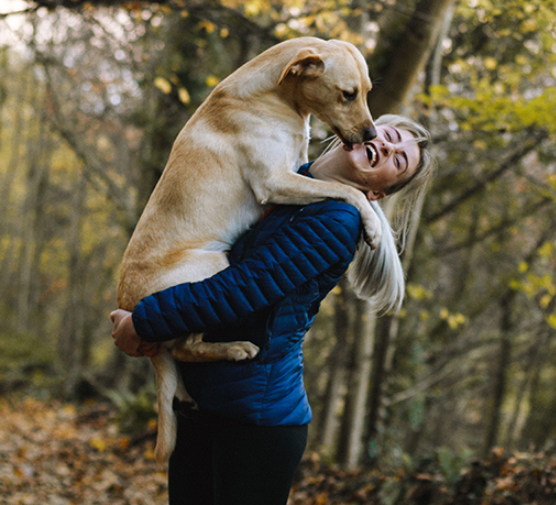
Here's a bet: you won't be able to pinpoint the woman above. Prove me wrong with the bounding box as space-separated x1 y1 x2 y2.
111 114 434 505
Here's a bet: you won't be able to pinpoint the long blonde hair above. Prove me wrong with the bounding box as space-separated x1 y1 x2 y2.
342 114 435 313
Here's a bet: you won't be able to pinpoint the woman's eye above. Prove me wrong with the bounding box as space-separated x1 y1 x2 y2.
342 90 357 101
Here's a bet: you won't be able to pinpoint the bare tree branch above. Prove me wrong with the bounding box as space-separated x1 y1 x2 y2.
426 129 549 223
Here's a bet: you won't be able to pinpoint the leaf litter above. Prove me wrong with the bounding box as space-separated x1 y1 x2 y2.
2 396 556 505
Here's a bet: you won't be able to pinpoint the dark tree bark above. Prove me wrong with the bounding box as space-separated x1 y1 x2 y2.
314 277 353 454
336 297 375 469
482 291 514 458
368 0 456 116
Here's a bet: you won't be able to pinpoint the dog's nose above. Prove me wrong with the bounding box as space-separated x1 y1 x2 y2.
363 126 377 141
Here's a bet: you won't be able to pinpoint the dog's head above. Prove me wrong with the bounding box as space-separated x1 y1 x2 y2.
278 40 375 148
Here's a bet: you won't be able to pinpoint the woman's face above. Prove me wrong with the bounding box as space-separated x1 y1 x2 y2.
323 124 421 200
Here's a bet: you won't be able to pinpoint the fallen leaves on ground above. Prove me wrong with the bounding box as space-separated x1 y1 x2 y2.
290 448 556 505
0 396 167 505
2 397 556 505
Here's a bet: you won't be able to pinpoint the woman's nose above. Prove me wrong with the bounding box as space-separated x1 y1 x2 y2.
381 141 393 157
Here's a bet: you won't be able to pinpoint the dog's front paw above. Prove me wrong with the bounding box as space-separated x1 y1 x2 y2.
226 342 260 361
362 213 382 250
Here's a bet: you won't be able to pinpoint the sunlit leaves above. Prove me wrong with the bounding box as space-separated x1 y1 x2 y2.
177 87 190 104
439 307 468 330
425 84 556 134
406 283 433 301
205 75 220 87
153 76 171 94
510 240 556 320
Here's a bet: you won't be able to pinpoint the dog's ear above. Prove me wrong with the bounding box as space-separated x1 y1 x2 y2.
278 49 325 85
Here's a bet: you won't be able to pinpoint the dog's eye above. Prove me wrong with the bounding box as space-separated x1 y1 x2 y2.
342 89 358 101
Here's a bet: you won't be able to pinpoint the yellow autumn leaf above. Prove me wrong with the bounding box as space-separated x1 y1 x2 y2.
178 87 191 104
244 0 265 16
61 405 76 416
154 76 172 94
540 294 552 309
448 315 458 330
440 307 449 320
315 492 329 505
406 283 431 301
198 20 216 34
90 438 106 452
206 75 220 87
539 242 553 259
521 19 537 32
518 261 528 273
484 57 497 70
546 314 556 329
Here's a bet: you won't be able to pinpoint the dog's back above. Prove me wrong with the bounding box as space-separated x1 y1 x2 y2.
117 92 302 309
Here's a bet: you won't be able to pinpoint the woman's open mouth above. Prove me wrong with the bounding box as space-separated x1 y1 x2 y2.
366 144 378 167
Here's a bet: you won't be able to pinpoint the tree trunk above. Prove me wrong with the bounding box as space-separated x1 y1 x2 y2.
59 173 88 396
504 330 548 451
0 48 7 151
363 316 393 466
482 291 514 458
315 277 353 455
16 105 49 332
336 297 375 469
368 0 456 116
520 346 555 450
0 75 29 302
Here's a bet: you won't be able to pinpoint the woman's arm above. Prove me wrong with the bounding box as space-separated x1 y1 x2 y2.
132 204 361 343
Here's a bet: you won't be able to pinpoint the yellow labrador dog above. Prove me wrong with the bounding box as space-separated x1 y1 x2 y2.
117 37 379 464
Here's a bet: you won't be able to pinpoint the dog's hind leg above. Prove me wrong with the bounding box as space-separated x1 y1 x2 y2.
171 333 260 362
174 365 194 404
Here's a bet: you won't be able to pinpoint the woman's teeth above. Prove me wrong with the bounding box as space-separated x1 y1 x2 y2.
366 145 377 167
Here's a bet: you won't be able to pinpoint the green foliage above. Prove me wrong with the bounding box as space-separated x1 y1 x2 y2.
436 446 474 484
105 385 157 437
378 474 403 505
425 84 556 134
0 327 58 394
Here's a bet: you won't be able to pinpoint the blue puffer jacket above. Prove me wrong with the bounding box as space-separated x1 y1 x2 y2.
132 166 362 426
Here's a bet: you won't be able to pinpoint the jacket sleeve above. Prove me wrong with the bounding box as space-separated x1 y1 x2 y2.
132 205 361 342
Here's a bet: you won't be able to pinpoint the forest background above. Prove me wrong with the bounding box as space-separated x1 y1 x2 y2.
1 0 556 503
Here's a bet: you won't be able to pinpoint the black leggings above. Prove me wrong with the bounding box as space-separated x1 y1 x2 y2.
168 412 308 505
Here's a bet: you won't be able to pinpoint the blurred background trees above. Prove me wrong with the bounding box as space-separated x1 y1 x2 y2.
1 0 555 472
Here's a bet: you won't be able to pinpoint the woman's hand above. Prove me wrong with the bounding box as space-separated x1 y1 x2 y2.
110 309 160 357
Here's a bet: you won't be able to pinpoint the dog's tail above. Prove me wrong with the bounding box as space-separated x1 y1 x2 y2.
151 349 179 466
347 200 404 314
